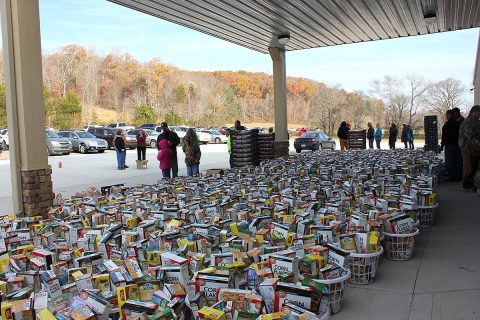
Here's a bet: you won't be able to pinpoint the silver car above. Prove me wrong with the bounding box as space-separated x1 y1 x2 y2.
46 130 72 156
58 130 108 154
205 129 228 144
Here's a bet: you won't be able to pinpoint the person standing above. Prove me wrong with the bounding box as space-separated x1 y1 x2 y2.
367 122 374 149
136 129 147 162
452 107 465 125
114 129 126 170
389 123 398 149
401 124 409 149
441 110 462 182
157 122 180 178
157 140 173 179
234 120 246 131
182 128 201 176
374 123 383 149
459 105 480 191
120 130 129 168
408 125 414 150
226 129 232 168
337 121 350 151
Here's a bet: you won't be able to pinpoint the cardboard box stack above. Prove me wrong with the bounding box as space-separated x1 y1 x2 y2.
0 149 442 319
230 129 260 168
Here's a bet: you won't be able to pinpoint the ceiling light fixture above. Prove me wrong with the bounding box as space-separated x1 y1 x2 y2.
278 34 290 45
424 13 437 25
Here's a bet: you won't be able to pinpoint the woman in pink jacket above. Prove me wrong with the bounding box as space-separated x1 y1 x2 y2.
157 139 173 178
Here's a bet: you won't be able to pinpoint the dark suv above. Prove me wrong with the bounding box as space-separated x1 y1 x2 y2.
87 127 116 149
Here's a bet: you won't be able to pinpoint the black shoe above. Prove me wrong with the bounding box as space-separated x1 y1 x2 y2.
125 165 129 168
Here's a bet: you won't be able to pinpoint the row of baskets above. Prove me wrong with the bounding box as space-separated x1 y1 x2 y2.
322 204 438 315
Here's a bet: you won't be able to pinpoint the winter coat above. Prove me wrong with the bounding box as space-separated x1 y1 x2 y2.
459 115 480 156
136 131 147 148
374 128 382 141
407 128 414 142
157 130 180 157
441 119 460 147
182 139 201 167
401 127 409 143
367 127 374 140
389 127 398 142
337 126 349 140
157 140 173 170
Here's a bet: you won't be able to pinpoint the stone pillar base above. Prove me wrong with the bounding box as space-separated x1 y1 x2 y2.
274 141 290 158
21 166 54 216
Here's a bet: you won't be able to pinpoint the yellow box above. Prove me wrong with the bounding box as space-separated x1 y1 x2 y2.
36 308 57 320
126 217 138 230
146 251 162 267
1 301 13 320
368 231 380 253
199 307 226 320
117 284 139 318
92 274 110 291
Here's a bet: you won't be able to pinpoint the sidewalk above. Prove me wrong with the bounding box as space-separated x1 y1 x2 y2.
334 182 480 320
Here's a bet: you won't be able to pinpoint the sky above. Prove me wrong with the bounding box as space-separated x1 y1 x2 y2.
5 0 480 104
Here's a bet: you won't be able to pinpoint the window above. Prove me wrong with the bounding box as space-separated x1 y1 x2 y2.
76 131 95 138
108 123 115 128
46 131 59 138
119 123 127 127
302 132 317 138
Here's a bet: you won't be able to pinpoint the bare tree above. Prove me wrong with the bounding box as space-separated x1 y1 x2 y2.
370 76 408 126
405 74 429 125
427 78 465 122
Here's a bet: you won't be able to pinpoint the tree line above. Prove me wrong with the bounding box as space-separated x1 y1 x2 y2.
0 44 469 135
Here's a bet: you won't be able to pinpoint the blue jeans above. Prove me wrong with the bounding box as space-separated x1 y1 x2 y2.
368 138 374 149
375 138 381 149
187 165 199 176
116 149 125 169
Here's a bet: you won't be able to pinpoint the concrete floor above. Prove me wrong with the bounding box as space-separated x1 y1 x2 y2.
335 181 480 320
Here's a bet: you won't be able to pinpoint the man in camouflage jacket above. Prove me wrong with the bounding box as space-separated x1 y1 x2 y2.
459 105 480 191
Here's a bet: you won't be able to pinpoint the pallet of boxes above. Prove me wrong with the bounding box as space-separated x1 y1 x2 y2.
348 130 366 150
230 129 260 168
257 133 275 161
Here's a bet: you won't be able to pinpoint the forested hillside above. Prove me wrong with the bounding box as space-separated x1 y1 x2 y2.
0 44 467 134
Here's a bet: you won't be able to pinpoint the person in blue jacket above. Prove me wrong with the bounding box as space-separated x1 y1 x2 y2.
374 123 383 149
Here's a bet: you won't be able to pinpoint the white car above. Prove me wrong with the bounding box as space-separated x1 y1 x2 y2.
107 122 135 131
195 128 213 144
0 129 9 150
204 129 227 144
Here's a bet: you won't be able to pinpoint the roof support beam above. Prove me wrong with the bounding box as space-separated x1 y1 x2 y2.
269 47 289 158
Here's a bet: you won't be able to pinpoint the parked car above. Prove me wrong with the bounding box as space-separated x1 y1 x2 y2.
46 130 72 156
205 129 227 144
138 123 157 130
58 130 108 154
83 124 102 131
107 122 135 131
118 129 138 149
195 128 213 144
87 127 116 149
293 132 336 153
127 129 158 148
0 129 8 150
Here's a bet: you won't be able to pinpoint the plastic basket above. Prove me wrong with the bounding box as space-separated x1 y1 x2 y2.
417 204 438 227
347 246 384 285
313 269 351 315
383 228 420 261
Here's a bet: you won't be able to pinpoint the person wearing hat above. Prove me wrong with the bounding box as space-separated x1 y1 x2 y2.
157 122 180 178
459 105 480 191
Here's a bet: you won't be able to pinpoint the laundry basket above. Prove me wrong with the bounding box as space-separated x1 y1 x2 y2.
348 247 384 285
314 269 351 315
383 228 420 261
417 204 438 227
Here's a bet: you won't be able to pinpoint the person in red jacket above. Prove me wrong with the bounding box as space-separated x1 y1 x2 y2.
157 139 173 178
136 129 147 161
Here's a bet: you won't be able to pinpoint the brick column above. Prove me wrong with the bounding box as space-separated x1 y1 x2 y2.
21 166 53 216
